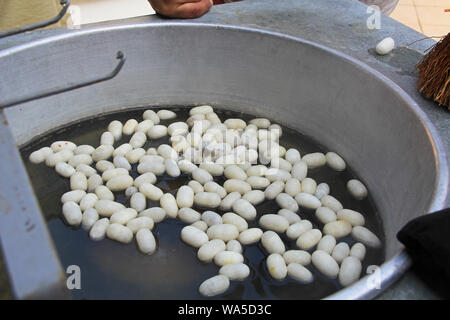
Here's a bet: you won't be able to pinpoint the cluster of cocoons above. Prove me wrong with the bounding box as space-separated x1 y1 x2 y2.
29 105 378 297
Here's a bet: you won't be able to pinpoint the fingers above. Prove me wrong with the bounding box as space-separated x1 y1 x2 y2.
176 0 203 3
175 0 213 18
150 0 213 19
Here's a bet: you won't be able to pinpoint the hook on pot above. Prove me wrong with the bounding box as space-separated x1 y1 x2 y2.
0 0 71 39
0 51 126 109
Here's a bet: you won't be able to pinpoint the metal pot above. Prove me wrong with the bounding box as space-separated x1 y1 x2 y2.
0 23 448 299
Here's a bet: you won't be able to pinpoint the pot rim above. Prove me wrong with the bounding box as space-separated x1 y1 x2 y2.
1 22 448 300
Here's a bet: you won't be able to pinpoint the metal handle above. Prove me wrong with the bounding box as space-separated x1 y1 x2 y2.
0 0 127 109
0 0 71 39
0 51 126 109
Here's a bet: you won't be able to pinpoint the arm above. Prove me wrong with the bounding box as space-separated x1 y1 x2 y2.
148 0 213 19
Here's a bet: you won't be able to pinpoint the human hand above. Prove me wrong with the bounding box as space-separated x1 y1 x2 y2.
148 0 213 19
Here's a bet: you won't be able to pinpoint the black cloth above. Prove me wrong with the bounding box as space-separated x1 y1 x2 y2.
397 207 450 296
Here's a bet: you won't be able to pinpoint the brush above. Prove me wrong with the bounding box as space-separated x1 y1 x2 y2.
416 32 450 109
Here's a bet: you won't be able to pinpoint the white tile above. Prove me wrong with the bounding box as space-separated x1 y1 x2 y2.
413 0 450 7
70 0 155 25
391 5 421 25
416 6 450 26
422 24 450 37
398 0 414 5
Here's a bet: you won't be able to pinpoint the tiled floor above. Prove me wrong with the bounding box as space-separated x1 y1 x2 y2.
390 0 450 37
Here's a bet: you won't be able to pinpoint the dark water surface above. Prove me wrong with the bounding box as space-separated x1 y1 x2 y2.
15 106 385 300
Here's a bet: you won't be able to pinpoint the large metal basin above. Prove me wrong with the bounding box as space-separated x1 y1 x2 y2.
0 23 448 299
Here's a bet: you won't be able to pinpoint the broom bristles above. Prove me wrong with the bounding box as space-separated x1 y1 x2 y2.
416 32 450 109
